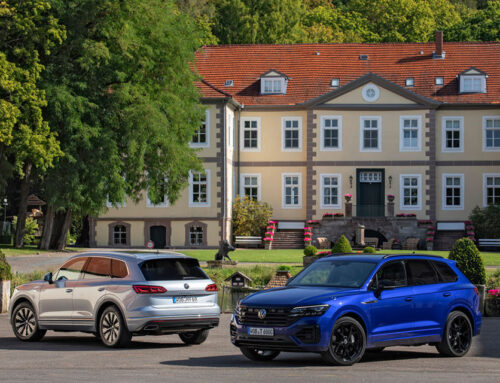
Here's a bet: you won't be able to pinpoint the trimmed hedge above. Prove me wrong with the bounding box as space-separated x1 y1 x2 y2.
332 235 353 254
303 245 318 257
0 250 12 280
448 238 486 285
363 246 376 254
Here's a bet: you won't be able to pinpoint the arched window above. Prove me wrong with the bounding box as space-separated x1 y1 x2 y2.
189 226 203 246
113 225 127 245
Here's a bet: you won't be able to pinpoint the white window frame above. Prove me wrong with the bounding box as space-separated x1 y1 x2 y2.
189 170 211 207
190 109 210 148
281 117 302 152
442 116 464 153
442 173 465 210
360 116 382 152
399 115 422 152
240 117 261 152
189 225 204 246
483 173 500 207
320 115 343 151
483 116 500 152
400 174 422 211
146 187 169 208
282 173 302 209
320 174 342 209
261 77 285 94
459 75 486 93
240 174 261 201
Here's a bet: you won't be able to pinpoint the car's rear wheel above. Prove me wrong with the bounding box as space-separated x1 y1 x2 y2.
11 302 46 342
240 347 280 361
436 311 472 357
322 316 366 366
179 329 210 345
98 306 131 348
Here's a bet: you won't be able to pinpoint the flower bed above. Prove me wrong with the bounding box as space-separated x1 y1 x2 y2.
485 289 500 317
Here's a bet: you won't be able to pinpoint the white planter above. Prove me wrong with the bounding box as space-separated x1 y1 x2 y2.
0 280 11 313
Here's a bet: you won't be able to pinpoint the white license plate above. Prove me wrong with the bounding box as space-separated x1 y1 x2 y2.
173 296 197 304
248 327 274 336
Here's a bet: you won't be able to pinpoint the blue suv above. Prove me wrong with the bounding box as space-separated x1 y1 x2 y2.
230 254 481 365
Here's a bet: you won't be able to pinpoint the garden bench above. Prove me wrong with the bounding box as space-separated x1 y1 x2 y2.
382 239 395 250
478 239 500 250
234 236 262 248
403 237 419 250
364 237 379 248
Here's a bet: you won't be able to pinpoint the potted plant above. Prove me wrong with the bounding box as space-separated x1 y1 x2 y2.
0 250 12 313
344 193 352 203
387 194 395 202
322 212 334 220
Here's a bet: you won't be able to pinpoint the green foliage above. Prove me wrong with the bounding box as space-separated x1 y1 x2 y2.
363 246 376 254
487 269 500 290
0 250 12 280
444 1 500 41
232 195 273 236
277 264 292 271
449 238 486 285
332 235 353 254
303 245 318 257
12 217 39 245
470 205 500 239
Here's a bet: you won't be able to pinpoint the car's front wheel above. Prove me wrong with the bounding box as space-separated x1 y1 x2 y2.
98 306 131 348
436 311 472 357
11 302 46 342
179 329 210 345
240 348 280 361
322 316 366 366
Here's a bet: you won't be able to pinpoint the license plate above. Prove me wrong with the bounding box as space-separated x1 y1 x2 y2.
173 296 197 304
248 327 274 336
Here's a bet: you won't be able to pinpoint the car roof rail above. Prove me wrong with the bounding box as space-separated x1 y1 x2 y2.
381 253 444 259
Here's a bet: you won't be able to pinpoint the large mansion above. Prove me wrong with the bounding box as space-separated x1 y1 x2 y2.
90 34 500 249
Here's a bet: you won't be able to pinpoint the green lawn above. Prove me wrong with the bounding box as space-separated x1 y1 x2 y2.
0 245 84 256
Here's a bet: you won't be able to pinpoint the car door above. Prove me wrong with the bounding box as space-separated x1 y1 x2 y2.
38 257 88 325
72 256 112 325
368 260 415 344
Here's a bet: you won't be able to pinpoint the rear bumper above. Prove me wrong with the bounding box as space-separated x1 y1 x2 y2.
136 317 220 334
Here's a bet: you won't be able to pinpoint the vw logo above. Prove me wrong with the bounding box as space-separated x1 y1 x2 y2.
258 309 267 319
184 283 190 289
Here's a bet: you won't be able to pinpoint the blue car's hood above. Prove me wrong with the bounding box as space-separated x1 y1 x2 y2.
241 286 360 307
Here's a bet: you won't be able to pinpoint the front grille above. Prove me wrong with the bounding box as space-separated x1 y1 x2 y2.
238 306 295 327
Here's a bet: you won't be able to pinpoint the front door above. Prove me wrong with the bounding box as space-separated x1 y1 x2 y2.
357 169 385 217
150 226 167 249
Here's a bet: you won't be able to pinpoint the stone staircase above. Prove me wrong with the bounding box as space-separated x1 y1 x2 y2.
433 230 465 251
272 230 304 249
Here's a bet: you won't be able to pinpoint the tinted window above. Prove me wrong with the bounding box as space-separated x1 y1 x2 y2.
432 261 458 283
56 257 88 281
111 259 128 278
406 260 438 285
376 261 407 287
288 260 377 288
83 257 111 280
140 259 208 281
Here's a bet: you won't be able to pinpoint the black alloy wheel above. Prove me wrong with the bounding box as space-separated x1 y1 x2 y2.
322 316 366 366
436 311 472 357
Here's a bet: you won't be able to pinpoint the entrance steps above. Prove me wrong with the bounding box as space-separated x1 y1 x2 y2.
434 230 465 251
272 230 304 249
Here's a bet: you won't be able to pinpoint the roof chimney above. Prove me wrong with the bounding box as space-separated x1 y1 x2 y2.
433 31 445 59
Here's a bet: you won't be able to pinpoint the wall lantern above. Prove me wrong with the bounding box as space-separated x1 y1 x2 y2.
349 175 353 188
388 176 393 189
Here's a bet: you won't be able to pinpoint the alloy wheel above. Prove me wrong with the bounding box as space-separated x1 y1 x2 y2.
330 322 364 362
102 311 120 344
14 307 36 338
448 315 471 355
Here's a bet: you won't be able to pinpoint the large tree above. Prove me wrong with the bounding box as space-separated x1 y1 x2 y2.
444 1 500 41
0 0 65 247
39 0 204 249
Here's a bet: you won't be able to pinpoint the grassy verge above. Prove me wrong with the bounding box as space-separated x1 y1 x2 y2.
1 245 84 256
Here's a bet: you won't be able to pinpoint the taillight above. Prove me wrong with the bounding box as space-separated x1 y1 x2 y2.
474 287 479 296
133 285 167 294
205 283 218 292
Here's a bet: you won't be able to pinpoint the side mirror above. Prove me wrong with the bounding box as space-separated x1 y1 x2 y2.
374 279 396 298
44 272 53 284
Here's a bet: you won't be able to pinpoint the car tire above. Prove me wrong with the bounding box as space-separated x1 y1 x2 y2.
179 329 210 345
436 311 472 357
98 306 131 348
322 316 366 366
11 302 47 342
239 347 280 362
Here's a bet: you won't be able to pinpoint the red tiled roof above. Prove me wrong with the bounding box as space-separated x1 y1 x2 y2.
194 42 500 105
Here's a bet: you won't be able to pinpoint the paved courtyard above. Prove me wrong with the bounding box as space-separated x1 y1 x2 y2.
0 314 498 383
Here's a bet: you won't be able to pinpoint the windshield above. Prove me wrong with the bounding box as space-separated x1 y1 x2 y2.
140 258 209 281
288 259 377 288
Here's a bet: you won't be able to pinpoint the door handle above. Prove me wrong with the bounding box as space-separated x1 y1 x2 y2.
443 292 451 297
65 289 73 293
405 297 413 302
361 300 378 304
98 287 105 292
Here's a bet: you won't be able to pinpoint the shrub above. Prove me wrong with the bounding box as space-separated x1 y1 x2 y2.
277 265 292 271
363 246 376 254
0 250 12 280
470 205 500 239
487 269 500 291
332 235 353 254
232 195 273 236
12 216 39 245
448 238 486 285
303 245 318 257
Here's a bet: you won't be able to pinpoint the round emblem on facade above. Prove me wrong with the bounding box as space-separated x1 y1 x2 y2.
184 283 190 289
258 309 267 319
362 84 380 102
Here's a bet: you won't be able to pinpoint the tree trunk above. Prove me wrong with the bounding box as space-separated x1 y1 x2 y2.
39 204 55 250
53 209 72 251
14 162 32 248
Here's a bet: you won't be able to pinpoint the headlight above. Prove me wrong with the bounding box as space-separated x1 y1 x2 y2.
289 304 330 317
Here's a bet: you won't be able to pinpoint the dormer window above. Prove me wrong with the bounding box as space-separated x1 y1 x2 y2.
260 70 288 95
459 68 487 94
